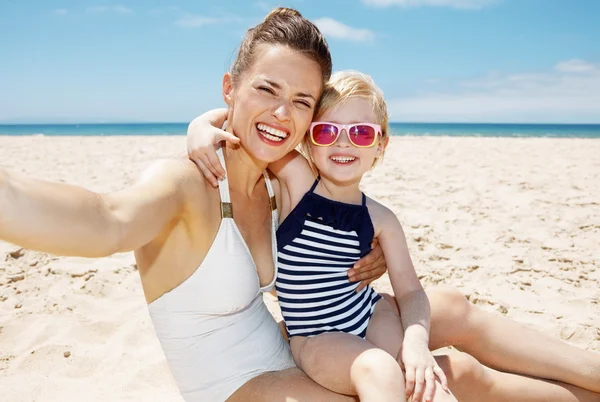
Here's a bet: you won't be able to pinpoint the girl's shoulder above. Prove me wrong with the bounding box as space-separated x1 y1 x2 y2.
364 196 402 236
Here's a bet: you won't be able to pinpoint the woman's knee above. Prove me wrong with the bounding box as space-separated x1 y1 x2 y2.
427 287 477 346
428 286 472 322
437 352 489 388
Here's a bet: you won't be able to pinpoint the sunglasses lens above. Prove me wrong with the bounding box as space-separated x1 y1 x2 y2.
349 125 376 146
312 124 338 146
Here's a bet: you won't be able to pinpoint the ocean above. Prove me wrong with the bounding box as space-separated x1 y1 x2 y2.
1 123 599 138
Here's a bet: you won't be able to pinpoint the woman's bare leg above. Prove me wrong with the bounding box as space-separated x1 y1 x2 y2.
226 367 357 402
439 351 600 402
426 287 600 392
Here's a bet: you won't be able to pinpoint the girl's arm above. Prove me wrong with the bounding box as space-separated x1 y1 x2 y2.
0 159 192 258
376 206 448 400
187 109 239 187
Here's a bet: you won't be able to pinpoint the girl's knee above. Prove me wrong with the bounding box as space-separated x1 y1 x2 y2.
351 348 403 385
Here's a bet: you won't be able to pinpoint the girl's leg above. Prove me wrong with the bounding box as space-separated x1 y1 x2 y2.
367 298 458 402
425 286 600 392
438 351 600 402
290 333 405 402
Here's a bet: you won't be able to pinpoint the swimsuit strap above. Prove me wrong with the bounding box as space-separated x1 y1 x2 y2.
308 176 321 193
215 146 278 218
216 146 233 218
309 175 366 206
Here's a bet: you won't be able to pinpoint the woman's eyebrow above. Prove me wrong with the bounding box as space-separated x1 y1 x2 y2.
264 79 316 101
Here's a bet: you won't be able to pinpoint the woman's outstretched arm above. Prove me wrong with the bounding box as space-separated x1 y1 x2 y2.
0 159 190 258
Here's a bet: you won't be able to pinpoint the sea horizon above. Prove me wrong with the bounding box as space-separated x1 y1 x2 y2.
1 122 600 138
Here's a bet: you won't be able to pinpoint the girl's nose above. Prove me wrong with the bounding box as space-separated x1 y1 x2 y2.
336 129 351 147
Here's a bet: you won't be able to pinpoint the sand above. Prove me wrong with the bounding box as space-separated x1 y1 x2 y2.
0 136 598 401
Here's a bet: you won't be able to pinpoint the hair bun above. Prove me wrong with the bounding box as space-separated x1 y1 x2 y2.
264 7 302 22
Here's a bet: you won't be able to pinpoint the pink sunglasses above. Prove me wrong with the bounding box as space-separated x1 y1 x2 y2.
309 122 382 148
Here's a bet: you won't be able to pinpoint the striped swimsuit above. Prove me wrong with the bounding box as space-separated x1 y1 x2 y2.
275 178 381 338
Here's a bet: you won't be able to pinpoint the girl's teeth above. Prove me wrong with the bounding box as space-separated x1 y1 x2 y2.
257 123 288 139
331 157 356 163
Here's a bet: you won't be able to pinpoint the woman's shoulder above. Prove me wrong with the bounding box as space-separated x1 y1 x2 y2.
140 157 213 208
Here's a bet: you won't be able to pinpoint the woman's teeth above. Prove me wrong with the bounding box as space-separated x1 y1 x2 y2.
331 156 356 163
257 123 288 142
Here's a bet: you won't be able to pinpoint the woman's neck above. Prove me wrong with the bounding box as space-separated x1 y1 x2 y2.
314 174 363 205
222 142 268 198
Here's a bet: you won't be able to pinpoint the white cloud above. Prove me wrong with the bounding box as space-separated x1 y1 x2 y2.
555 59 597 74
53 8 68 15
386 60 600 123
313 18 375 42
362 0 497 9
176 14 242 28
86 5 133 14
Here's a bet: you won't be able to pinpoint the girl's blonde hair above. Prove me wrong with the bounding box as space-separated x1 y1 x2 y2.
302 70 390 169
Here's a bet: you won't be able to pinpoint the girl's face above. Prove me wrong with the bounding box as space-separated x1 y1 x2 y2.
223 44 323 165
309 97 386 186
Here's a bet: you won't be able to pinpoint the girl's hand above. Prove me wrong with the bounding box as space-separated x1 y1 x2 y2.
401 342 449 402
348 238 386 292
187 109 239 187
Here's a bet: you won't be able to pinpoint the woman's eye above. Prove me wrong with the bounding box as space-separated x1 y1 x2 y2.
259 86 275 94
295 100 311 108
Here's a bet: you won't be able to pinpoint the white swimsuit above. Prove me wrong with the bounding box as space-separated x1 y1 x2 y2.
147 147 295 402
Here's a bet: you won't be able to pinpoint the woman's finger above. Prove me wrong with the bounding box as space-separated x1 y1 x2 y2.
433 365 449 392
354 278 373 293
352 242 383 269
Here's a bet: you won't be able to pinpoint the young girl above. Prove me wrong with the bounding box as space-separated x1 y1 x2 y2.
187 71 455 402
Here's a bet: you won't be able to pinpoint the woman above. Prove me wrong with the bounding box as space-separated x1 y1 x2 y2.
0 7 598 402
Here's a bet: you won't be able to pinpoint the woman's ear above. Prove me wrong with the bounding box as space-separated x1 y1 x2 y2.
222 73 234 107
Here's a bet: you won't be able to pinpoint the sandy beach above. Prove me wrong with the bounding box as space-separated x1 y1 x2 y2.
1 136 598 401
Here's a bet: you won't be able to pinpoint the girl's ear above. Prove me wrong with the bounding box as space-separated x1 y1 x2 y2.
375 135 389 158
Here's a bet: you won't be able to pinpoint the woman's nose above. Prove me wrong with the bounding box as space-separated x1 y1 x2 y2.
272 101 291 122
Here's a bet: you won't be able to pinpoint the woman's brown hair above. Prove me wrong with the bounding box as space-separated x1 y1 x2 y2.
230 7 332 84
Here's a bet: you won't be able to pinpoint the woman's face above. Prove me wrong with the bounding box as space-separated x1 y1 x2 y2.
223 44 323 164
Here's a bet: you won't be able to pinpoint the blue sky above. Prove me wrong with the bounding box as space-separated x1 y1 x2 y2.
1 0 599 123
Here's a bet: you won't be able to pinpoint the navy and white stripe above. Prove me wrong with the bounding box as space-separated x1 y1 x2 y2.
276 215 381 338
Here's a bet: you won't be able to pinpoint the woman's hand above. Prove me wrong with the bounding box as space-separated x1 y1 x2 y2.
347 238 387 292
401 341 449 402
187 108 239 187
